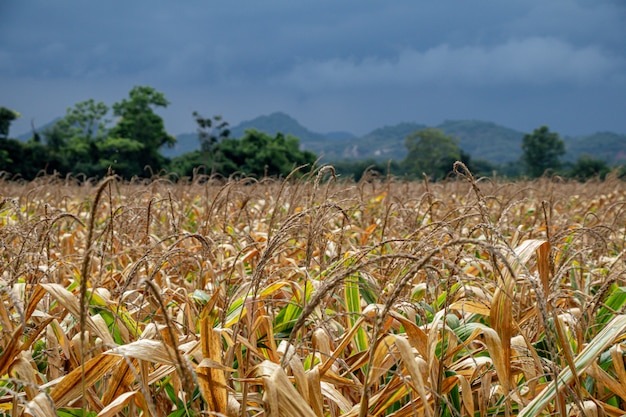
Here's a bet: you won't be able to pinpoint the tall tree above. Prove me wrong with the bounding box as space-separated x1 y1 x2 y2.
61 99 110 177
0 107 20 140
521 126 565 178
193 111 230 172
44 99 110 177
403 128 461 180
0 107 20 169
110 86 176 177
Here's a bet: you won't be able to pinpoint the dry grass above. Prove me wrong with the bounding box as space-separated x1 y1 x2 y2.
2 166 626 416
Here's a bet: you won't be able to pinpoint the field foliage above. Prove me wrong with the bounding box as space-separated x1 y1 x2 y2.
2 165 626 416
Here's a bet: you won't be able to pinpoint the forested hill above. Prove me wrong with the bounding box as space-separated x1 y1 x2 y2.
229 112 328 144
25 112 626 165
167 113 626 165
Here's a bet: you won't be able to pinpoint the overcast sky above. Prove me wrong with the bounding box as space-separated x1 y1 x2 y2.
2 1 625 137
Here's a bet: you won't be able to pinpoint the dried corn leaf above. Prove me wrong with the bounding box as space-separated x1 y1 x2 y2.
587 362 626 402
320 316 366 375
320 381 353 413
198 319 228 416
24 284 47 322
50 353 122 408
96 391 137 417
389 311 429 360
610 344 626 387
40 283 115 346
101 358 136 405
279 341 309 403
0 325 23 377
107 339 179 365
456 374 475 417
24 392 57 417
256 360 317 417
306 366 324 417
10 354 39 400
393 336 432 417
449 300 491 316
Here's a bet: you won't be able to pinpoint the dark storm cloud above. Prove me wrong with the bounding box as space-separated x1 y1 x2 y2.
280 37 622 90
1 0 625 136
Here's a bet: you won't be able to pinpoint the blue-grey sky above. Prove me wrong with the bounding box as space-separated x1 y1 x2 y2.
2 1 625 137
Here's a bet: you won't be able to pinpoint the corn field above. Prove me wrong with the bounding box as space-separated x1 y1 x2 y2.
2 165 626 417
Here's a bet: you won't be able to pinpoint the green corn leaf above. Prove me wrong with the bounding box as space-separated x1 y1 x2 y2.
519 315 626 417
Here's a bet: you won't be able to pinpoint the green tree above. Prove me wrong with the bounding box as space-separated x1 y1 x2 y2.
168 150 205 178
47 99 111 177
109 86 176 177
521 126 565 178
217 130 317 178
403 128 461 180
0 138 23 174
0 107 20 140
0 107 21 168
569 154 610 181
332 159 402 181
193 111 230 172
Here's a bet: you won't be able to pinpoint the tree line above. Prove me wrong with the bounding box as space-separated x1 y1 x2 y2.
335 126 616 181
0 85 617 182
0 86 316 181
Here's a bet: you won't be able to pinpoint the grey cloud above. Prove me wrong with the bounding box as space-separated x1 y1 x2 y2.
507 1 626 48
1 0 626 137
280 37 622 91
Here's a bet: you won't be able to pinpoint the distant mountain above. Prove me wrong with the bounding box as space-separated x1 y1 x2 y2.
16 118 61 142
18 112 626 166
324 131 355 141
436 120 525 163
307 120 523 162
230 112 328 143
565 132 626 163
164 112 358 159
319 120 626 165
331 122 428 160
161 132 198 158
